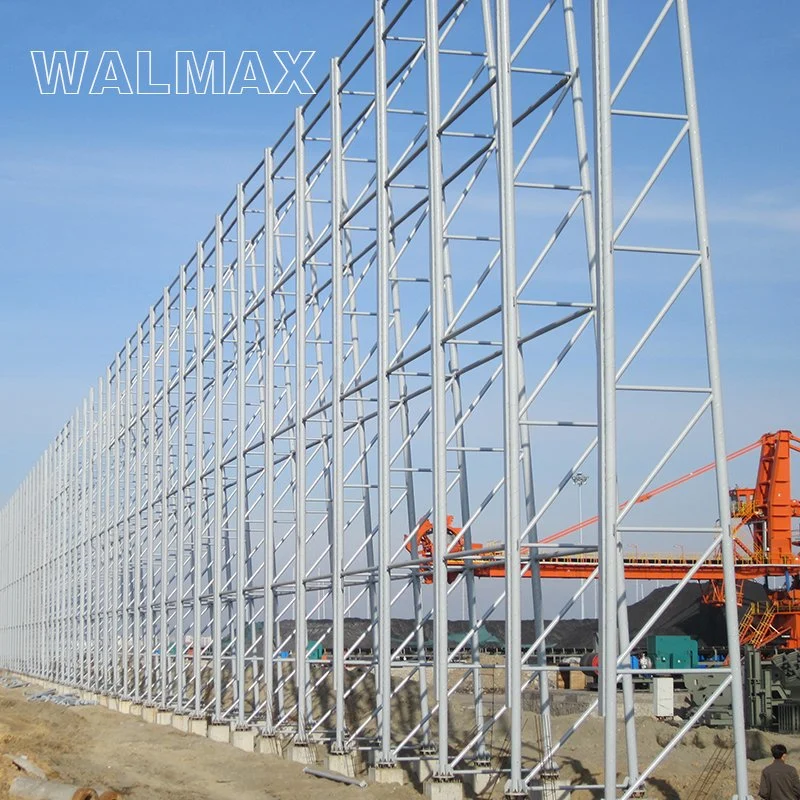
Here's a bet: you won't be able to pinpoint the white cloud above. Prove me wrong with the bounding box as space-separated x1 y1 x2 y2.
620 187 800 234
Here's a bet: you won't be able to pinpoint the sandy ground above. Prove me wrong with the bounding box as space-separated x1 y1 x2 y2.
0 676 797 800
0 681 417 800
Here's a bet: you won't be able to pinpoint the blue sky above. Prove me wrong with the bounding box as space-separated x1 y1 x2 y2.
0 0 798 510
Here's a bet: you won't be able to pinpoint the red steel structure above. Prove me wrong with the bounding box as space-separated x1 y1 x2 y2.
408 431 800 646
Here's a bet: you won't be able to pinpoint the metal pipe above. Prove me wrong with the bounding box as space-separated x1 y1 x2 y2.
675 2 749 794
591 4 620 800
192 243 205 717
302 767 368 789
495 0 524 793
373 0 395 767
212 217 224 722
329 59 348 755
235 183 248 726
294 107 309 742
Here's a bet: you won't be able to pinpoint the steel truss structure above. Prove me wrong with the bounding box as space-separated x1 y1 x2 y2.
0 1 751 798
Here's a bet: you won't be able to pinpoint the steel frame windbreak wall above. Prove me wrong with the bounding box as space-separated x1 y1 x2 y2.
592 1 748 796
0 2 749 799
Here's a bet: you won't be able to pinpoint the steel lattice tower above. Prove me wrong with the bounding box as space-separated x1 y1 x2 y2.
0 2 750 798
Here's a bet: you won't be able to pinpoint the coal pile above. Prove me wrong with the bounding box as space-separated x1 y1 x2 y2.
625 579 768 648
280 581 766 654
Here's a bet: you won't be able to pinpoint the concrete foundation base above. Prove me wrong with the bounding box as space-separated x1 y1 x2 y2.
288 742 317 765
108 697 119 712
471 769 495 797
172 714 191 733
208 722 231 743
142 705 158 724
98 694 110 708
232 728 256 752
117 699 131 714
417 751 437 786
157 709 173 726
424 778 464 800
129 703 143 717
189 717 208 737
258 735 282 757
326 751 357 778
370 765 405 785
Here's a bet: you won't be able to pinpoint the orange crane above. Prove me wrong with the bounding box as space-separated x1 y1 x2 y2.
729 430 800 563
406 431 800 647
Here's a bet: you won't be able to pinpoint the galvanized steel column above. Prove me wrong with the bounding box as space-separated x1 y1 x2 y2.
329 60 348 755
294 108 310 742
425 0 453 780
373 0 394 765
192 243 205 716
235 183 248 726
495 0 524 793
212 216 224 722
177 264 189 712
591 1 620 798
262 150 277 735
674 2 748 794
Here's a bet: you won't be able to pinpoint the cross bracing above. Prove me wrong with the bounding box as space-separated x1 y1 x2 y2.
0 1 750 798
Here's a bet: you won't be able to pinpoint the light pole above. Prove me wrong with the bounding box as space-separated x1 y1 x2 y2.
572 472 589 619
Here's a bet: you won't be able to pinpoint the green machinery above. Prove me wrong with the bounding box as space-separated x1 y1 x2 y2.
685 647 800 731
646 635 699 670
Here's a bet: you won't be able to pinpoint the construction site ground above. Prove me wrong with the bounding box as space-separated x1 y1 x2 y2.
0 679 794 800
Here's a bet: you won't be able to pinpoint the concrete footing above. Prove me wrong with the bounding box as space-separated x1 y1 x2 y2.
129 703 143 717
98 694 110 708
424 778 464 800
258 735 282 757
117 699 131 714
189 717 208 737
232 728 256 752
370 765 405 785
471 770 494 797
326 751 357 778
208 722 231 743
142 705 158 724
172 714 191 733
417 750 437 786
288 742 317 765
156 709 173 726
108 697 119 712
